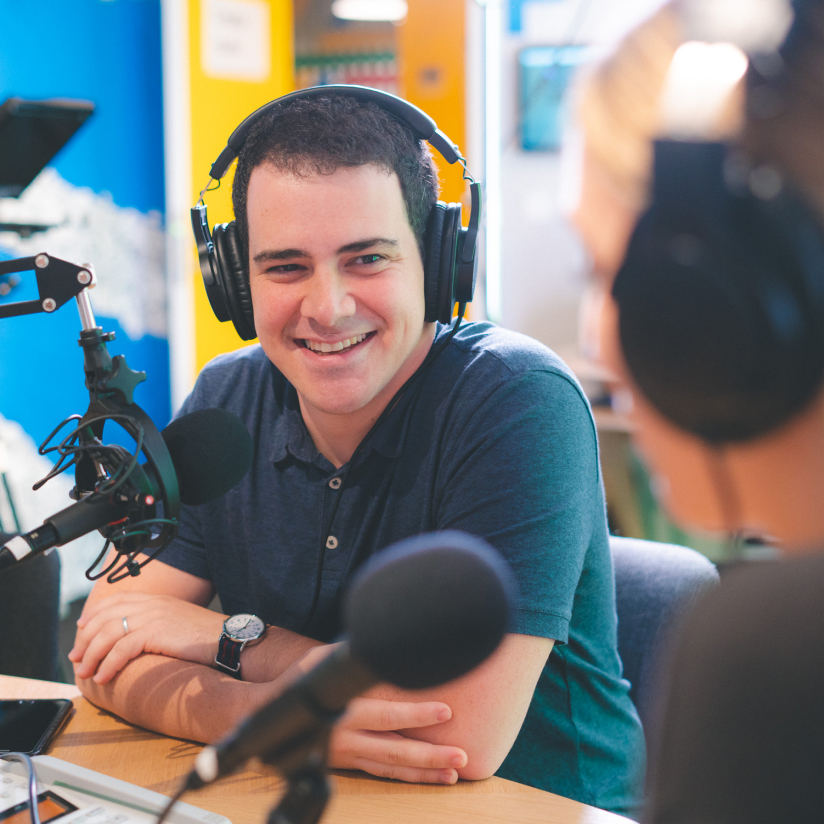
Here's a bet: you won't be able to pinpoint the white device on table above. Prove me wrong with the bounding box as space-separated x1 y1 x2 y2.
0 755 230 824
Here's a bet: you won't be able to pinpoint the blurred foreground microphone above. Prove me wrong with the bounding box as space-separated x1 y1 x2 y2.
0 407 253 572
187 531 514 789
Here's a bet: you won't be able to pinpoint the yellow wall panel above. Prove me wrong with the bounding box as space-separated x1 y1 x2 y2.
398 0 467 208
398 0 470 319
190 0 294 371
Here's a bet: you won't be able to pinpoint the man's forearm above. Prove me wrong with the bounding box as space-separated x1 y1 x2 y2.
362 634 553 780
71 591 324 688
74 624 325 742
234 625 324 683
74 653 284 744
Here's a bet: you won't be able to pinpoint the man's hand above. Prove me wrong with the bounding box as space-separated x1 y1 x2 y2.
69 592 224 683
262 644 467 784
329 697 467 784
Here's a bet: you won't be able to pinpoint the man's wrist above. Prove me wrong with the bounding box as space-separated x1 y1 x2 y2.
215 613 267 678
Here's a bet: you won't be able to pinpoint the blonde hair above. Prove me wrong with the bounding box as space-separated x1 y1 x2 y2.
576 3 746 211
742 37 824 216
575 4 683 211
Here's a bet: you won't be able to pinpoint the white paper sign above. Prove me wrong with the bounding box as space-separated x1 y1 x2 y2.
202 0 270 81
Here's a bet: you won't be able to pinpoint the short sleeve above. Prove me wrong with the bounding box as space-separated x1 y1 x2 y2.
433 369 601 643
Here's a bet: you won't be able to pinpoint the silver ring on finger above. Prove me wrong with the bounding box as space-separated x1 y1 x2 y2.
122 616 130 636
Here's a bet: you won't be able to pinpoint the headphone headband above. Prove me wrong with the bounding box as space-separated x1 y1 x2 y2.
209 85 464 180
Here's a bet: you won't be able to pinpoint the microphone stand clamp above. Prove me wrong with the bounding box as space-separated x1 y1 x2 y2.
265 727 332 824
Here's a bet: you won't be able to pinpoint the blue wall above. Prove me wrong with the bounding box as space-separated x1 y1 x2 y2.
0 0 165 214
0 0 170 448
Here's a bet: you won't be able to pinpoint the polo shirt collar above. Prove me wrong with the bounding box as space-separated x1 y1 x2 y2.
348 324 452 464
268 325 449 467
269 376 414 468
269 380 320 466
360 384 415 460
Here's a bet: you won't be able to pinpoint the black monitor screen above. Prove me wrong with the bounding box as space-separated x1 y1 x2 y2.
0 97 94 197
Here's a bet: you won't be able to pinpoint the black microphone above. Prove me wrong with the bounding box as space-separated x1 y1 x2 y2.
187 531 515 788
0 407 253 571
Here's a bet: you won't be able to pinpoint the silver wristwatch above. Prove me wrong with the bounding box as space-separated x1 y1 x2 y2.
215 613 266 678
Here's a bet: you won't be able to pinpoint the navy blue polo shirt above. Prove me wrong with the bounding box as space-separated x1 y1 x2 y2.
161 321 645 815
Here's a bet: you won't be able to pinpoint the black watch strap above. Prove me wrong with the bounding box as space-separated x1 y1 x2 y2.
216 634 243 678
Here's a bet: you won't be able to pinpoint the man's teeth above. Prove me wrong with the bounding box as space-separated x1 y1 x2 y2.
305 333 368 353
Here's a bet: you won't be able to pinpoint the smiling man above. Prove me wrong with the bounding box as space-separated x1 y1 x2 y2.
70 91 644 815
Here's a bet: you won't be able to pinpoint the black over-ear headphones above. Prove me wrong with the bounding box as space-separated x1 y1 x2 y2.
191 85 482 341
612 138 824 443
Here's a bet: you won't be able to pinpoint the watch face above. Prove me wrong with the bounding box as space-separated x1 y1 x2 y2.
224 614 265 641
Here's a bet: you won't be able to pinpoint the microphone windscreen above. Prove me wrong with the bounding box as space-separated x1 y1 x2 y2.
162 408 253 506
344 531 515 690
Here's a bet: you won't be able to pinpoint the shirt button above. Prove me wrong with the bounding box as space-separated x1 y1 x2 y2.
326 535 339 549
329 477 342 489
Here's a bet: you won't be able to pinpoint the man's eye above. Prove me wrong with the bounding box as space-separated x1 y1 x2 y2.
266 263 303 274
355 254 383 265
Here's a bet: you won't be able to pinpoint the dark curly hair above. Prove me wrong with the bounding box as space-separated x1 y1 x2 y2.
231 93 441 263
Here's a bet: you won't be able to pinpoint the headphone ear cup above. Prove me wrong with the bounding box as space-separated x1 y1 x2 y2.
454 181 481 306
613 186 824 443
424 202 446 323
436 204 461 324
213 221 257 341
192 204 231 323
615 224 765 442
424 202 461 324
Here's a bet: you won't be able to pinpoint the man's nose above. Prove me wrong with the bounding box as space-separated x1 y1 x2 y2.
301 267 357 327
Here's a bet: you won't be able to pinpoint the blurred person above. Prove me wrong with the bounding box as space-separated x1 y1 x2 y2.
572 1 824 820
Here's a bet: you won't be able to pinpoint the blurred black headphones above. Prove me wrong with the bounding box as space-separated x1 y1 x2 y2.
191 85 482 341
611 2 824 444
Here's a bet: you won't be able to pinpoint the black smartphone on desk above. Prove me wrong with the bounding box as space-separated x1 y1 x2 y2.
0 699 72 755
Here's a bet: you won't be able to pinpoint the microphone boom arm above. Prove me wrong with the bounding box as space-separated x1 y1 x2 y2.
0 253 181 580
0 254 91 319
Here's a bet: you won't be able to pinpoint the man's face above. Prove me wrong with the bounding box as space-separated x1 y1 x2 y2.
246 162 433 422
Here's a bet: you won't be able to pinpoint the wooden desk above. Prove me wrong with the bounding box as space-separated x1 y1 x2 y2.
1 676 626 824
